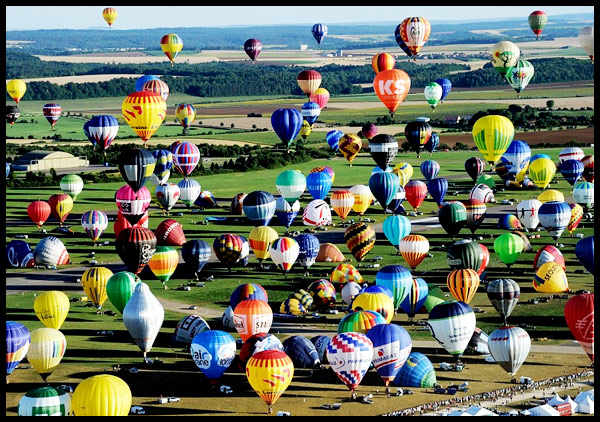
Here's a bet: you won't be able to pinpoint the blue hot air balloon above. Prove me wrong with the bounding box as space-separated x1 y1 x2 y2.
6 321 30 379
392 352 437 388
6 239 35 268
424 132 439 154
152 149 174 181
230 284 268 309
369 172 400 212
306 171 332 200
312 23 328 45
382 215 411 251
420 160 440 181
243 191 276 226
88 115 119 160
190 330 236 385
271 108 303 149
559 159 585 186
575 236 594 275
310 335 332 363
388 185 407 215
275 196 300 230
135 74 160 92
181 240 211 277
83 119 95 146
400 277 429 318
326 130 343 151
366 324 413 388
427 178 448 207
502 140 531 176
434 78 452 102
283 335 321 369
301 102 321 125
538 201 571 241
375 264 413 309
294 234 320 271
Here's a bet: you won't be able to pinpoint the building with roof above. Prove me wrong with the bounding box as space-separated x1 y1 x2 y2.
11 150 89 172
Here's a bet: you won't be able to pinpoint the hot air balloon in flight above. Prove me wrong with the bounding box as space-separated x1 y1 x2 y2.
487 278 520 324
6 79 26 104
27 328 67 382
568 203 584 234
472 115 514 166
33 236 69 267
330 190 354 221
399 234 429 270
405 120 432 157
160 33 183 66
72 374 131 416
434 78 452 102
154 183 180 214
465 156 486 182
344 222 376 262
339 134 362 165
528 10 547 39
175 103 196 134
374 69 411 118
488 326 531 376
427 177 448 207
424 82 443 110
177 178 201 209
106 271 141 315
369 134 398 169
533 262 569 293
27 200 51 229
248 226 278 264
490 41 520 78
87 115 119 163
299 120 312 140
349 184 372 215
372 52 396 74
6 321 30 382
311 23 328 45
301 101 321 126
506 60 534 96
191 330 236 384
494 232 524 268
564 293 594 362
303 199 332 226
366 324 412 390
118 148 156 192
142 78 169 102
463 199 486 233
18 386 73 416
80 267 112 310
274 197 299 231
6 105 20 126
271 108 303 150
327 332 374 398
246 350 294 414
326 130 343 150
172 142 200 178
575 236 594 275
243 38 262 61
122 91 166 145
397 17 431 60
420 160 440 181
539 201 571 241
310 87 330 109
102 7 118 27
297 70 322 98
578 26 594 63
123 282 164 359
59 174 83 201
269 237 299 275
427 301 476 359
42 103 62 129
115 227 157 275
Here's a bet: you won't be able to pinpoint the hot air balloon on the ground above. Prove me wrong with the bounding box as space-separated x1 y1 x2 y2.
573 181 594 209
155 183 180 214
330 190 354 221
339 133 362 165
424 131 440 154
282 336 320 368
6 321 30 382
533 262 568 293
154 219 185 246
560 159 584 186
123 282 164 359
490 41 520 78
6 105 20 126
528 10 547 39
447 269 480 304
243 191 276 226
564 293 594 362
295 234 320 273
516 199 542 230
191 330 236 384
302 199 332 226
472 115 514 166
529 157 556 189
115 227 157 275
575 236 594 275
246 350 294 414
312 23 328 45
308 279 337 309
382 215 411 253
494 232 524 268
327 332 373 399
18 385 72 416
463 199 486 234
81 267 112 309
351 292 395 324
341 282 362 306
533 245 565 271
397 17 431 60
487 278 520 325
274 197 299 232
420 160 440 181
106 271 141 314
122 91 166 145
172 315 210 345
269 237 300 275
470 183 495 204
438 202 467 239
369 134 398 169
42 104 62 129
399 234 429 270
234 299 273 342
175 103 196 134
27 328 67 382
297 70 322 98
404 180 428 213
238 333 284 369
400 277 429 318
405 120 432 157
326 129 343 150
33 236 69 267
578 26 594 63
392 352 436 388
427 301 475 360
6 79 26 104
27 200 51 229
316 243 344 263
374 69 411 119
539 201 571 241
72 374 131 416
488 326 531 376
48 193 73 227
59 174 83 201
213 234 243 271
344 222 376 262
506 60 534 96
424 82 442 110
248 226 278 264
330 262 363 285
6 240 35 269
428 177 448 208
567 203 584 234
559 146 585 164
366 324 412 390
148 246 179 288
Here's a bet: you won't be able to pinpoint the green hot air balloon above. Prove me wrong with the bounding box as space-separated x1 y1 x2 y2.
528 11 548 39
275 170 306 205
106 271 141 314
493 232 524 268
476 174 496 191
59 174 84 201
505 60 534 97
438 202 467 240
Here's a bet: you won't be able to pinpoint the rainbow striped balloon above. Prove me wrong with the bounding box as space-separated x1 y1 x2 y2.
148 246 179 286
338 310 386 334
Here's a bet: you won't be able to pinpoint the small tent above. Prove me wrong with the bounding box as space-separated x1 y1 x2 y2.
577 396 594 415
528 404 560 416
547 393 565 406
464 406 498 416
564 396 577 414
575 389 594 403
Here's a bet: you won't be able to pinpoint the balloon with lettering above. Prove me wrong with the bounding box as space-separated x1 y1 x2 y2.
233 299 273 342
427 301 476 358
191 330 236 384
366 324 412 388
374 69 411 118
564 293 594 362
115 227 157 275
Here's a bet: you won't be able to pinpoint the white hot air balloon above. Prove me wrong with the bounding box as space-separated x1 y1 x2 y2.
515 199 542 230
326 332 374 399
155 183 180 213
268 237 300 274
123 282 164 359
470 183 495 203
33 237 69 266
342 282 363 305
302 199 332 226
427 301 476 359
488 326 531 376
177 178 201 209
18 386 73 416
578 26 594 63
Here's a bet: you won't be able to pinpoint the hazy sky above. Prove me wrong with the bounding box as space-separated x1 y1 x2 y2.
5 6 595 31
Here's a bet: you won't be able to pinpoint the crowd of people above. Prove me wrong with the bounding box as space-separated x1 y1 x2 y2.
382 370 594 417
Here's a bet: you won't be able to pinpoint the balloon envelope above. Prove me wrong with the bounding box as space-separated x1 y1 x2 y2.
123 283 164 356
564 293 594 362
488 326 531 376
27 328 67 382
427 301 475 357
392 352 436 388
6 321 30 378
366 324 412 387
72 374 131 416
327 332 374 392
191 330 236 383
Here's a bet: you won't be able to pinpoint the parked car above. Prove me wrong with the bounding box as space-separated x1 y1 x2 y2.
167 397 180 403
130 406 145 415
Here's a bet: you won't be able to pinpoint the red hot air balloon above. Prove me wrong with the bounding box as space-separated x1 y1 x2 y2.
244 39 262 61
47 194 73 227
154 219 186 246
564 293 594 362
27 201 52 229
404 180 428 213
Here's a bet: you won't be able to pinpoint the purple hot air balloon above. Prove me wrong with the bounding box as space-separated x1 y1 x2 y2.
244 39 262 61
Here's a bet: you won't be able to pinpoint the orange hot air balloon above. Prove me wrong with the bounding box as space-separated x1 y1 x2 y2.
122 91 167 145
330 190 355 221
446 269 480 304
297 70 322 98
374 69 411 119
233 299 273 342
339 134 362 166
48 194 73 227
398 234 429 270
372 52 396 74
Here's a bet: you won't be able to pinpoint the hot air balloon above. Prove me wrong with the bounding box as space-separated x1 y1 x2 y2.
115 227 157 274
238 333 284 369
42 103 61 129
398 234 429 270
118 148 156 192
172 142 200 178
488 326 531 376
179 240 210 279
177 178 201 210
316 243 345 263
573 181 594 209
438 202 467 239
399 277 429 318
268 237 299 275
18 385 72 416
382 215 411 253
575 236 594 275
404 180 428 213
559 159 584 186
419 160 440 181
299 120 311 141
87 115 119 163
528 10 547 39
6 240 35 269
533 245 565 271
392 352 436 388
494 232 524 268
243 191 276 226
48 193 73 227
243 38 262 61
339 133 362 165
397 17 431 60
470 183 495 204
305 280 336 311
462 199 486 234
172 315 210 345
404 120 432 157
271 108 303 150
344 222 376 262
123 282 164 359
297 69 322 99
275 170 305 205
230 192 247 215
191 330 236 384
427 301 476 359
302 199 332 226
153 219 185 247
6 79 26 104
351 292 395 324
538 201 571 241
311 165 335 183
248 226 278 264
72 375 131 416
27 200 51 229
301 101 320 126
533 262 569 293
6 105 20 126
487 278 520 325
233 299 273 342
155 183 180 214
230 284 268 311
464 156 485 182
106 271 141 314
311 23 328 45
6 321 30 381
432 78 451 103
281 336 319 368
102 7 117 27
160 33 183 66
27 328 67 382
274 197 300 231
446 269 480 304
372 52 396 74
309 87 330 110
559 146 585 163
134 75 159 92
366 323 412 390
326 129 343 150
33 237 69 267
567 203 584 234
374 69 411 119
529 157 556 189
424 82 442 110
306 171 332 200
329 190 354 221
327 331 374 398
57 177 83 207
578 26 594 63
81 267 113 309
490 41 520 78
148 246 179 288
516 199 542 230
502 140 531 177
122 91 166 145
349 184 372 215
142 78 169 102
369 134 398 170
472 115 514 166
369 171 400 212
175 103 196 134
246 350 294 414
330 263 363 285
564 293 594 362
341 282 362 306
506 60 535 96
427 177 448 207
294 234 320 273
447 239 483 272
213 234 243 271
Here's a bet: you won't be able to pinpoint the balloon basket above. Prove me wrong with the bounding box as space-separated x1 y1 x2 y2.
268 406 273 414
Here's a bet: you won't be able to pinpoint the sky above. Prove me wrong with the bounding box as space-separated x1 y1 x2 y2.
5 6 595 31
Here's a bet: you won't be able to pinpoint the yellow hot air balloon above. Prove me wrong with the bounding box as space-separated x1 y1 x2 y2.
81 267 113 309
472 115 515 166
7 79 27 104
394 162 414 179
34 291 70 330
27 328 67 382
394 169 410 187
529 158 556 190
349 185 373 215
533 262 569 293
160 33 183 66
249 226 279 263
300 120 312 140
339 134 362 166
246 350 294 414
537 189 564 204
351 292 395 323
102 8 118 28
122 91 167 146
72 374 132 416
